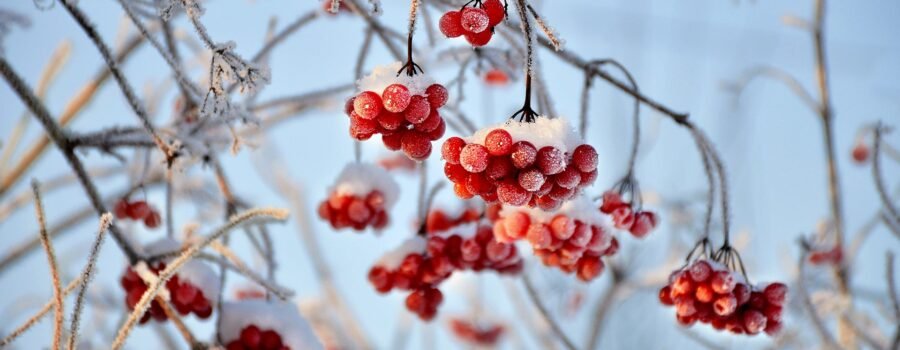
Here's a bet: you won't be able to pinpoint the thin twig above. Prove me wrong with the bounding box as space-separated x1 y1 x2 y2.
887 252 900 350
873 124 899 226
32 180 63 350
521 274 576 350
66 213 111 350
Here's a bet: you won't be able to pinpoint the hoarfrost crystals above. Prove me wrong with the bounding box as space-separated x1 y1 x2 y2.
157 0 204 21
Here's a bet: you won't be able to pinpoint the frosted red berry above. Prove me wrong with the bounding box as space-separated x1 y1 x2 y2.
482 0 505 26
465 30 493 47
460 144 490 173
439 11 464 38
404 95 430 124
461 7 490 33
572 144 598 172
425 84 449 108
484 129 513 156
402 132 433 160
382 84 411 113
442 137 466 164
510 141 537 169
353 91 382 120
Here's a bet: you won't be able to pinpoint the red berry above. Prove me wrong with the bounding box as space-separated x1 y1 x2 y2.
240 325 262 348
482 0 505 26
497 181 529 206
426 118 446 140
349 113 378 140
689 260 712 282
483 69 509 86
415 109 442 132
536 147 565 175
127 201 151 220
743 310 768 335
261 330 283 350
599 191 624 214
671 272 694 297
465 29 493 47
577 257 604 281
425 84 449 108
404 95 430 124
485 156 514 180
675 296 697 317
629 211 657 238
444 162 469 184
353 91 382 120
611 206 634 229
347 199 372 223
144 211 161 229
695 283 715 303
174 283 199 306
549 215 575 240
460 7 490 33
765 319 783 335
377 111 404 131
763 282 788 305
454 183 474 199
343 97 355 115
401 132 432 160
526 223 552 249
852 142 869 163
733 283 751 305
554 166 581 189
579 170 598 187
713 294 737 316
460 144 489 173
484 129 513 156
442 137 466 164
466 172 494 195
503 211 530 239
114 200 130 218
510 141 537 168
572 144 598 172
439 11 465 38
382 84 411 113
659 286 674 305
517 168 545 192
711 270 736 294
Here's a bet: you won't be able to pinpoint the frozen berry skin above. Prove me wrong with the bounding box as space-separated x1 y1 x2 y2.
382 84 411 113
536 147 566 175
454 182 474 199
402 132 433 160
743 310 768 335
350 114 378 140
460 7 490 33
425 119 446 141
629 211 657 238
344 97 356 115
484 129 513 156
554 167 581 189
517 168 545 192
144 212 161 229
763 283 788 305
465 29 493 47
713 294 737 316
425 84 449 108
439 10 465 38
510 141 537 168
404 95 431 124
442 137 466 164
688 260 712 282
572 144 599 172
485 156 514 180
382 132 402 151
444 162 469 184
353 91 383 120
710 270 736 294
483 0 505 26
377 111 404 131
659 286 674 305
460 144 490 173
733 283 751 305
127 201 151 220
497 181 528 206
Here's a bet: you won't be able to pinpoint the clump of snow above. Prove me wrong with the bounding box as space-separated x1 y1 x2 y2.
467 116 582 154
330 162 401 208
220 300 323 350
357 61 436 96
499 194 605 226
375 236 427 270
430 220 487 240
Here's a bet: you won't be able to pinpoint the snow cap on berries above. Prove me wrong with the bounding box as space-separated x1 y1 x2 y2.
466 116 583 155
357 62 436 96
220 300 323 350
330 162 401 208
375 236 427 270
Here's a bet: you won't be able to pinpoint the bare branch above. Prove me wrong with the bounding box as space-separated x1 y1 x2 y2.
66 213 111 350
31 180 63 350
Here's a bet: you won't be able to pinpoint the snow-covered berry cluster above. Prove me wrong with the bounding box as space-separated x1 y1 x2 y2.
442 117 598 209
439 0 505 47
369 212 522 320
220 300 321 350
347 62 448 161
599 191 658 238
367 237 451 320
318 163 399 232
448 317 505 346
121 239 219 324
493 195 616 281
659 259 786 336
114 199 161 229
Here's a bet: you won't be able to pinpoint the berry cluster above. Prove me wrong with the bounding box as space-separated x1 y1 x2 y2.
120 263 213 324
347 63 449 160
318 163 399 232
442 117 598 209
318 191 389 231
427 220 524 274
114 199 161 229
425 206 481 233
439 0 505 47
367 237 452 320
492 196 616 281
224 325 290 350
448 318 505 346
483 68 510 86
658 259 786 336
599 191 658 238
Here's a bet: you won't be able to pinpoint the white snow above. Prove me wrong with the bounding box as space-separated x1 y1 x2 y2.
466 116 582 154
374 236 427 270
356 61 436 96
499 194 605 226
220 300 323 350
330 162 401 208
429 220 487 240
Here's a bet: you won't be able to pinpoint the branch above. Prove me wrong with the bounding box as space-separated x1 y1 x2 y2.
66 213 111 350
873 124 900 226
31 180 63 350
728 66 819 113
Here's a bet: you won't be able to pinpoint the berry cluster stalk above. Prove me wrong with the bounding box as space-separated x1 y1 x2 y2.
399 0 424 76
509 0 538 122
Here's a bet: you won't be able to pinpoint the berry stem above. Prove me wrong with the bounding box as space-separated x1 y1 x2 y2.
399 0 424 77
509 0 538 123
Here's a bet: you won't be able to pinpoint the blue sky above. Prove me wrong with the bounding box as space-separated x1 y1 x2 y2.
1 0 898 348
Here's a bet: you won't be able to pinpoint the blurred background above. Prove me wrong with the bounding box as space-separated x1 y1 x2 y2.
0 0 898 348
